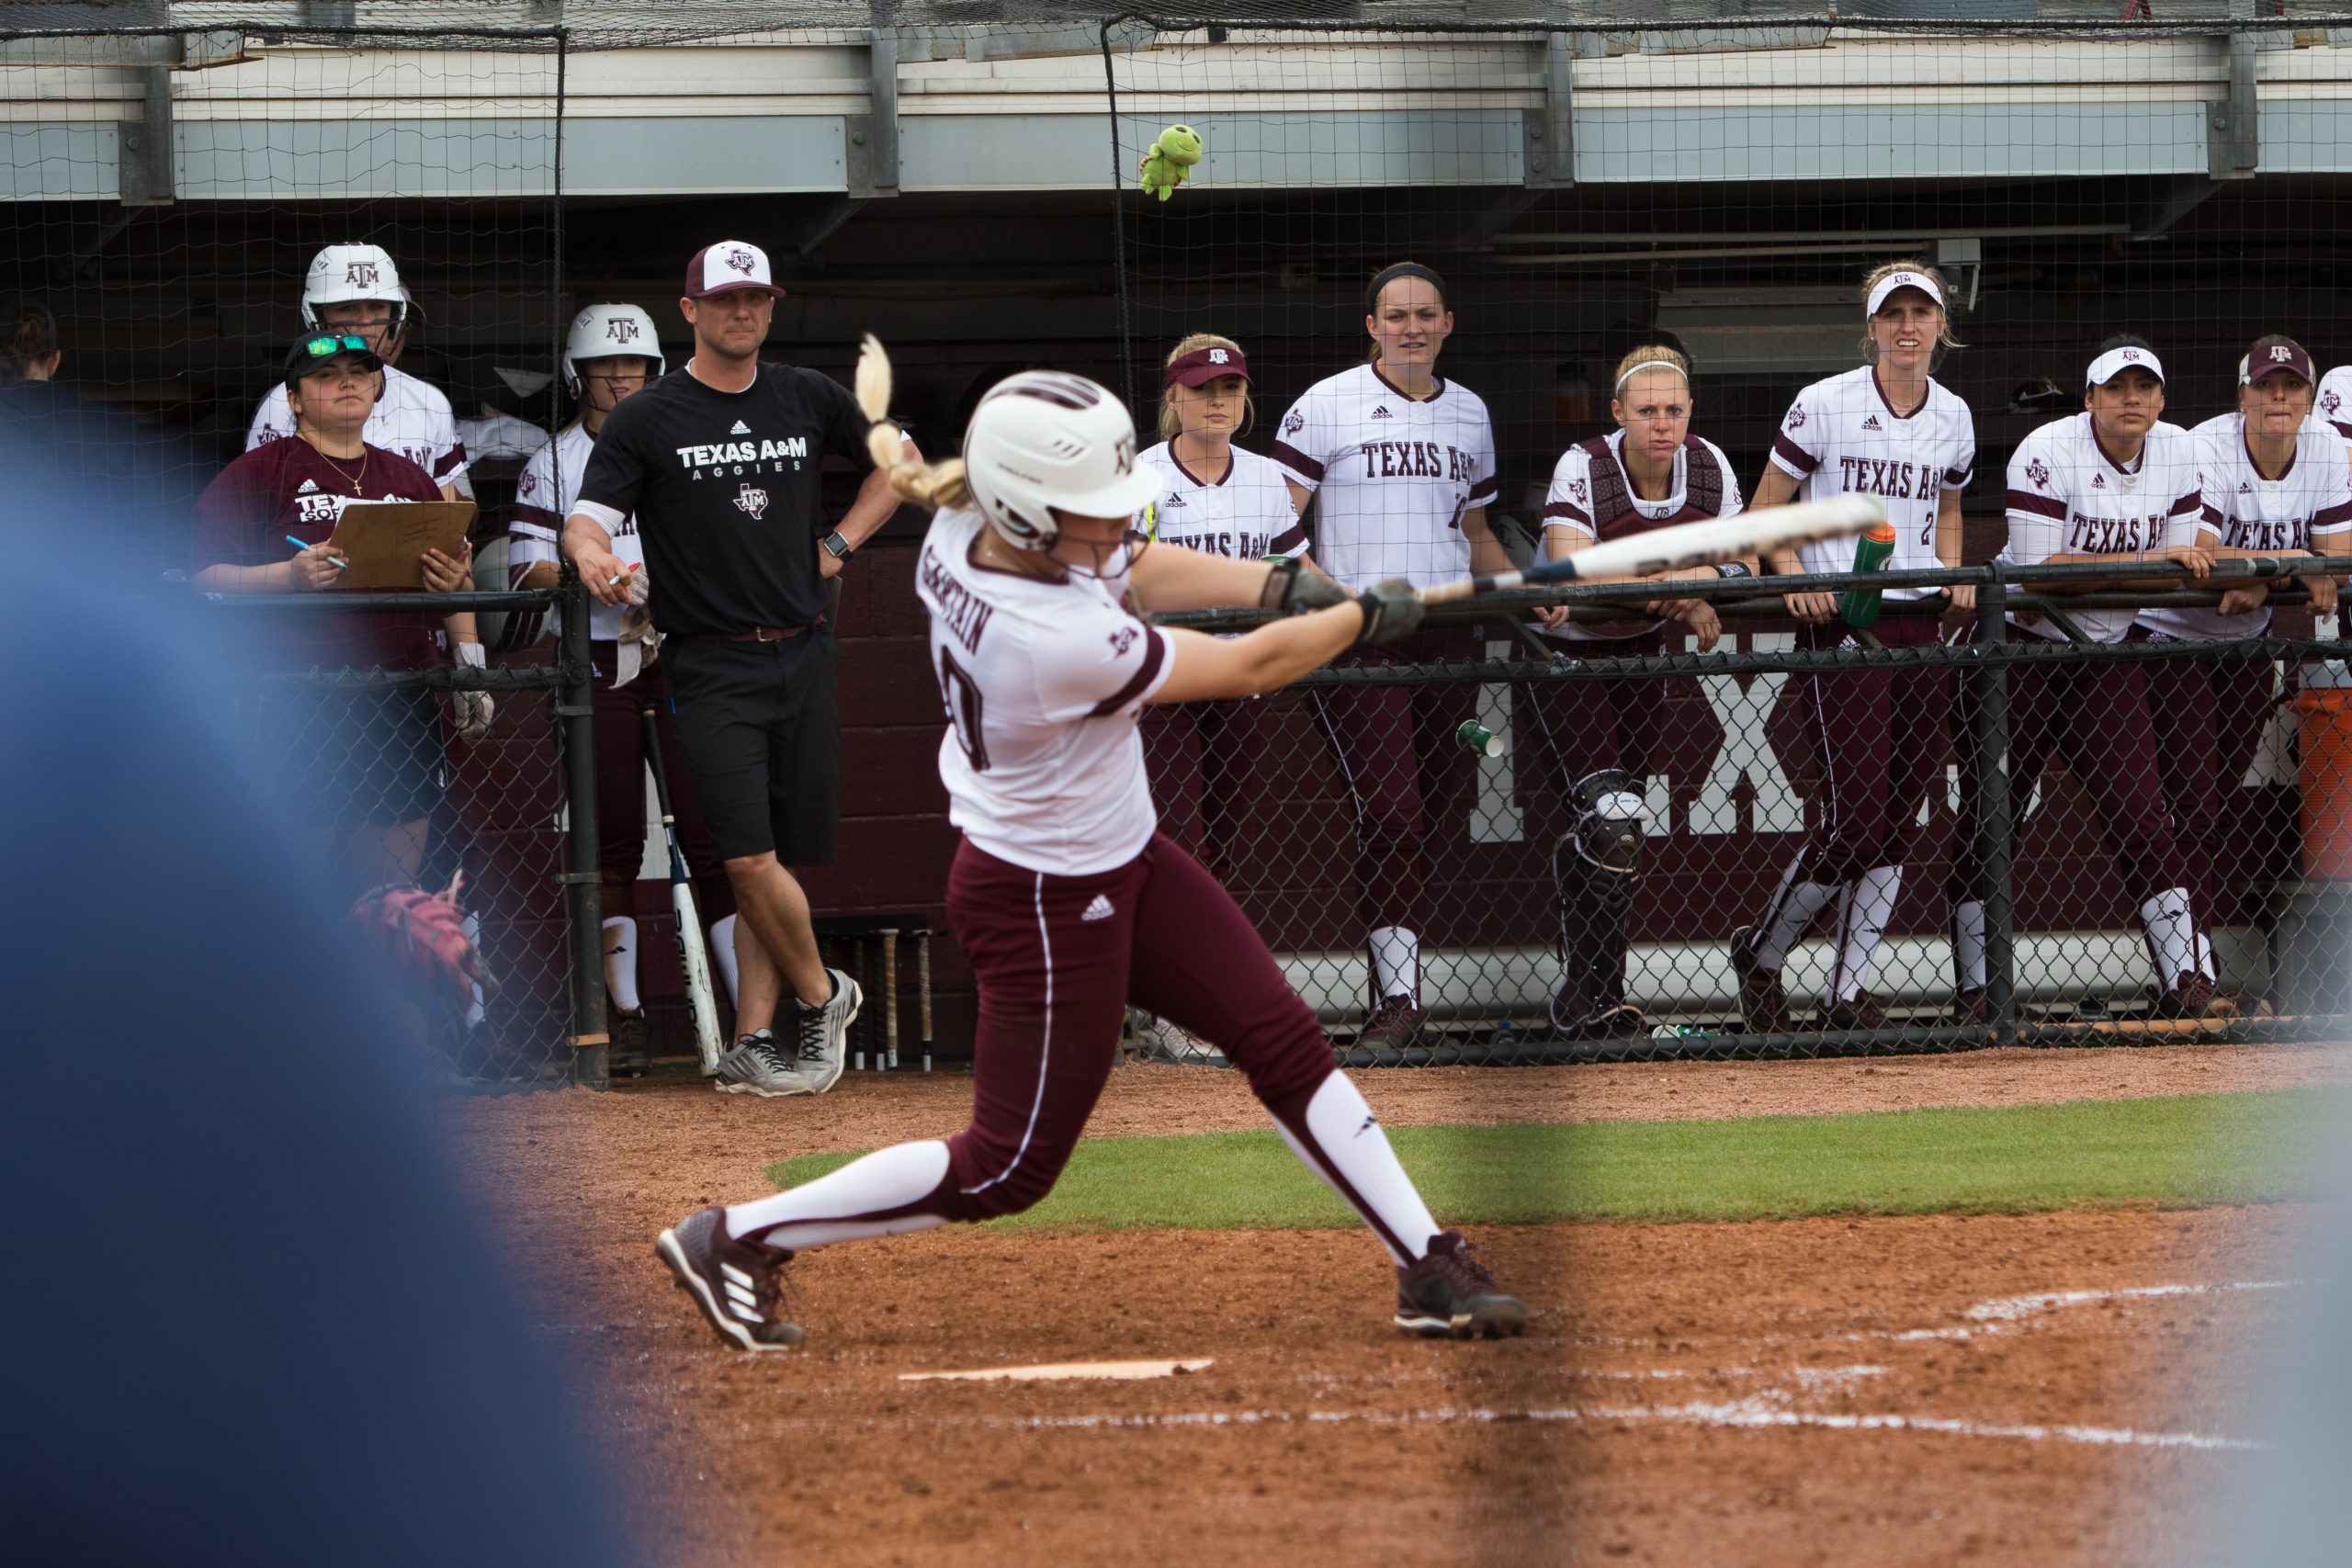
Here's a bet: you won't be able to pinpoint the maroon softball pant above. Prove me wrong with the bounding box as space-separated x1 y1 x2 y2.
1786 615 1952 883
1520 629 1668 795
1139 699 1253 880
936 833 1340 1225
1946 637 2185 909
2134 632 2278 932
1305 630 1476 936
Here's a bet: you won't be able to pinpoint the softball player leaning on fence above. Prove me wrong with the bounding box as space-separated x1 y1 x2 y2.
656 369 1525 1350
2133 335 2352 997
1526 343 1748 1042
1947 337 2227 1024
1271 261 1505 1052
508 304 740 1079
1729 262 1977 1035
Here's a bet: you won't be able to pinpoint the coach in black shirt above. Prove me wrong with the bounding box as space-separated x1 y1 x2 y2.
563 240 905 1097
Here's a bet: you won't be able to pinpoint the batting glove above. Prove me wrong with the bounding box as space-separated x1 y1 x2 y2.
1352 578 1424 645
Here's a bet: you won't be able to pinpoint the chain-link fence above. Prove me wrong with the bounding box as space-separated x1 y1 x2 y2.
206 580 607 1088
15 6 2352 1074
1144 558 2352 1064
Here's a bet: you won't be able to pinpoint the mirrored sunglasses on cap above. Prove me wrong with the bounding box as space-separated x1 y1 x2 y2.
301 333 373 359
1165 345 1251 387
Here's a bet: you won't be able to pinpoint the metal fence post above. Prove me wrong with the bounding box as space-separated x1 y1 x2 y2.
1972 567 2016 1038
556 564 607 1088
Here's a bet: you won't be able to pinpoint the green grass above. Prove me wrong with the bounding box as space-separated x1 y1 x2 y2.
765 1089 2348 1232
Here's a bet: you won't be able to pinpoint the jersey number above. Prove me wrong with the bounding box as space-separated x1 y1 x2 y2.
935 647 989 773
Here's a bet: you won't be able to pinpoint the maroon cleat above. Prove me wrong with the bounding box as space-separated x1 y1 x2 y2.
2153 972 2238 1022
1952 987 1989 1026
1728 925 1792 1034
1395 1231 1528 1339
1357 994 1427 1052
655 1207 805 1351
1820 991 1891 1032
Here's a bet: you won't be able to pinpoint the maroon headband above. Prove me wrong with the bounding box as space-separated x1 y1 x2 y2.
1165 344 1250 387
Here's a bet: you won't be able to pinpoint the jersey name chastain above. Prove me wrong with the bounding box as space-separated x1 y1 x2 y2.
673 437 809 468
918 543 996 655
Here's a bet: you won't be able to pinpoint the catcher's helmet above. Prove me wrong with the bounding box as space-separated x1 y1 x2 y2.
562 303 664 395
960 371 1160 551
300 243 413 334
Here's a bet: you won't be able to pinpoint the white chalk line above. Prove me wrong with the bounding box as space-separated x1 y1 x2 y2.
1001 1403 2261 1451
1965 1280 2301 1323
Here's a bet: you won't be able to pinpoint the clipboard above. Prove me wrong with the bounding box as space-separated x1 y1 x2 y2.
322 501 478 590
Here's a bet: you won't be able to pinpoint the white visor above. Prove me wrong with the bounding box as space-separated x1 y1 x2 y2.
1866 269 1944 317
2086 345 2165 389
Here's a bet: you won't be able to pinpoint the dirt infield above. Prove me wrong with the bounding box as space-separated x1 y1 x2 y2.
450 1044 2345 1566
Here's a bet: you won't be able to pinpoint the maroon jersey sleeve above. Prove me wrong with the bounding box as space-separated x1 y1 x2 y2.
191 446 288 572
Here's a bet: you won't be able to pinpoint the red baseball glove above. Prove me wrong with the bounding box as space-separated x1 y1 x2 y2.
350 875 482 1016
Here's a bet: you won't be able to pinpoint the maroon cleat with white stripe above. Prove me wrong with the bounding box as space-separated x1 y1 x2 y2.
656 1207 806 1351
1394 1231 1528 1339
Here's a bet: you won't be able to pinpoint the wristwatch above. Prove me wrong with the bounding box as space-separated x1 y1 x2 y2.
820 530 855 564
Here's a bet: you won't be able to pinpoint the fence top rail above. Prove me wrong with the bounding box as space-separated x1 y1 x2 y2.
1153 557 2352 633
196 588 560 614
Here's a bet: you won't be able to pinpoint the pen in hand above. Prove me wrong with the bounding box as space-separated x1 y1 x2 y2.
287 534 350 569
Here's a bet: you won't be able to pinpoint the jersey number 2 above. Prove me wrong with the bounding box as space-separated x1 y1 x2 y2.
935 647 990 773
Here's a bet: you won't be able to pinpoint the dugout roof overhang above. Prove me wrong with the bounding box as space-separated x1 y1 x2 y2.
11 22 2352 203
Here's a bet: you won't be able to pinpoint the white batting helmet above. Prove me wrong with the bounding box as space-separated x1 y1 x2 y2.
563 304 664 393
300 243 412 333
961 371 1160 551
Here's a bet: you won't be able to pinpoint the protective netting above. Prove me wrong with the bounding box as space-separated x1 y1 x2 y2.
217 593 588 1085
11 8 2352 1077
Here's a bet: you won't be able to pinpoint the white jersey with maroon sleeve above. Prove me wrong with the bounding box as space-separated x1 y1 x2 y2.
248 363 469 492
915 507 1176 877
1270 363 1498 592
506 423 643 643
1768 365 1974 598
2003 412 2203 644
1537 429 1743 644
2318 367 2352 443
2139 413 2352 640
1135 442 1308 563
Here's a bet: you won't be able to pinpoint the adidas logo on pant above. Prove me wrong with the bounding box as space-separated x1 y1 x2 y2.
1081 894 1115 922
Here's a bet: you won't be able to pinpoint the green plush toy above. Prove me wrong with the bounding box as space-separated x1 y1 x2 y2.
1137 124 1203 200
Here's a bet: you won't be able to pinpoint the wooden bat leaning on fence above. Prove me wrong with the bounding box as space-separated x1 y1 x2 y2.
1414 495 1889 605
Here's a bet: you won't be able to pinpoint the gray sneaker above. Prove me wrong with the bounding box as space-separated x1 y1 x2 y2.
714 1028 812 1099
792 967 862 1094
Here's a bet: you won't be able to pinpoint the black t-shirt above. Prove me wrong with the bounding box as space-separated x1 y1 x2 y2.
576 361 874 636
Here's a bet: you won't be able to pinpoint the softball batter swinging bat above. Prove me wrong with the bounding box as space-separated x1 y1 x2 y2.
640 704 726 1077
1415 494 1888 605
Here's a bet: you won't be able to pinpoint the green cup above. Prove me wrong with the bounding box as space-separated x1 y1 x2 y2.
1457 719 1507 758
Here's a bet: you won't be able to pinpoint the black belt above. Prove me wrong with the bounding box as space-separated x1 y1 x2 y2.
675 618 823 643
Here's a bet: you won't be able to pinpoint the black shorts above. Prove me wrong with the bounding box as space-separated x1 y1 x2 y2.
664 632 840 866
255 682 445 828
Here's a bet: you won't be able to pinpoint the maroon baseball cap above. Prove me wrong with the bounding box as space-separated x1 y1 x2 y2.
1165 344 1251 387
2245 335 2315 386
684 241 782 299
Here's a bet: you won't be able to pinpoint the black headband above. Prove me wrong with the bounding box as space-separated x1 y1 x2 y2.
1364 263 1446 317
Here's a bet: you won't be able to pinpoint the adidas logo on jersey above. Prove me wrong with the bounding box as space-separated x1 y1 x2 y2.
297 479 320 493
1369 405 1393 420
1080 894 1115 922
729 419 752 435
1161 492 1188 509
2240 479 2254 493
2092 473 2107 489
1860 414 1883 431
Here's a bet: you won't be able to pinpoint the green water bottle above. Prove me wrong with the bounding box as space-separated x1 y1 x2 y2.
1838 521 1899 628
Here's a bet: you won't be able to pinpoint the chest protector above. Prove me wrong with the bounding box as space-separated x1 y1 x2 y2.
1579 434 1725 538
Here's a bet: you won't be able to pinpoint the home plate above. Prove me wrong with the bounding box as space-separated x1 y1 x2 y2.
900 1358 1215 1383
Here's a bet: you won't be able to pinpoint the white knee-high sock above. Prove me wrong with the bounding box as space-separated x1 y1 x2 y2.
724 1140 953 1253
708 913 741 1006
2142 890 2197 987
603 916 640 1012
1273 1074 1441 1267
1832 866 1903 1002
1367 926 1419 1002
1953 900 1987 991
2195 929 2216 982
1754 863 1838 970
